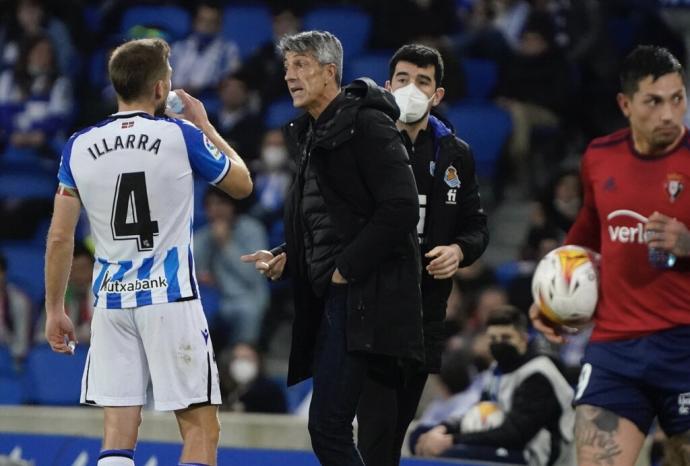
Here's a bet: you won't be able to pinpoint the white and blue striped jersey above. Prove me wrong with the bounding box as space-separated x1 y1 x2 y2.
58 111 230 309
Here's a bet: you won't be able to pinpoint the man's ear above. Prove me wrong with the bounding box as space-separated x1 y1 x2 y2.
617 92 631 119
154 80 165 101
432 87 446 107
384 80 392 92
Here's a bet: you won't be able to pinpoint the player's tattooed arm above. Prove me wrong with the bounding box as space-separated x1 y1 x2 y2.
663 431 690 466
575 406 623 466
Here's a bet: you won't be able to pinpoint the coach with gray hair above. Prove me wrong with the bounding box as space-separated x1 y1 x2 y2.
241 30 424 464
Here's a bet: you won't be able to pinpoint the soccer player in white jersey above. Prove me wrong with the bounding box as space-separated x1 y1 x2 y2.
43 38 252 466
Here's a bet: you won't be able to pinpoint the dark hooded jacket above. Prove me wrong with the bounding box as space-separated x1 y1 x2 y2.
277 78 424 385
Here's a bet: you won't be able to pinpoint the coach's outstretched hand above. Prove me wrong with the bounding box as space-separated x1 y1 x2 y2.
45 312 77 355
241 250 286 281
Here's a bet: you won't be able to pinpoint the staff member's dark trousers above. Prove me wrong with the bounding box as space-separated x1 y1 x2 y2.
357 370 429 465
309 284 367 466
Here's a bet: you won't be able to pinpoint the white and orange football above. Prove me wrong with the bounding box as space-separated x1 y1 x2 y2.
531 245 599 326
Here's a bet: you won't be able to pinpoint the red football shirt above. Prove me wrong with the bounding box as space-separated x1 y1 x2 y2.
566 127 690 341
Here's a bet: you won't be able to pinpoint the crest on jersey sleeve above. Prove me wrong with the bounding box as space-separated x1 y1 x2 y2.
203 134 222 160
665 173 685 203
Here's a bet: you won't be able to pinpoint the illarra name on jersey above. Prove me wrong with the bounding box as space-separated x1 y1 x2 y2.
87 133 161 160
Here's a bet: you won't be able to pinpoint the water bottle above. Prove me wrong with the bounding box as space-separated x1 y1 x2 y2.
166 91 184 114
648 248 676 269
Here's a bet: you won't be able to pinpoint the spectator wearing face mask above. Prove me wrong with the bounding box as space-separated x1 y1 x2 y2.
170 1 241 99
218 342 287 414
413 305 575 466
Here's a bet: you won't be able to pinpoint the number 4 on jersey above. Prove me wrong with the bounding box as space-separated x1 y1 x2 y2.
111 172 159 251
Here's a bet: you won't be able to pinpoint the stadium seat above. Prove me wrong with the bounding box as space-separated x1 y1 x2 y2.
461 58 498 101
120 6 191 42
445 103 512 179
264 98 301 129
0 245 45 306
303 6 372 59
0 375 24 404
222 5 273 59
0 171 57 201
286 378 312 413
24 344 87 405
0 345 14 377
198 283 220 323
344 52 392 86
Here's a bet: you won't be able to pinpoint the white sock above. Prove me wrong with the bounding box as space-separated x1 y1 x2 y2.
97 458 134 465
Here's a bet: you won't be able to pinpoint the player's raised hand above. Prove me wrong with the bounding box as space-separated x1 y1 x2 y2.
45 311 77 355
240 250 287 280
645 211 690 257
173 89 210 130
529 303 566 344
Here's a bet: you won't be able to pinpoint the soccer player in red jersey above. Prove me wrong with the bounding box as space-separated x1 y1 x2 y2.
531 45 690 465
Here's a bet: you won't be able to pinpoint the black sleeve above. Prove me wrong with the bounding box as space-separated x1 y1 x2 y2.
453 374 561 449
454 143 489 267
335 109 419 282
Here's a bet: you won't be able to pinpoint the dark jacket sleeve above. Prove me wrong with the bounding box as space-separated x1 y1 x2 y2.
335 109 419 282
451 374 561 449
455 144 489 267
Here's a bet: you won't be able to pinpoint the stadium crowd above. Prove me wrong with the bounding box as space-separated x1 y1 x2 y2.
1 0 689 464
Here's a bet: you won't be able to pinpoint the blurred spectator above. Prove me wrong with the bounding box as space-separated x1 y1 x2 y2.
194 187 269 350
412 305 575 465
528 169 581 241
214 72 263 163
495 11 571 193
218 342 287 414
35 242 93 345
0 0 75 76
170 2 241 98
0 253 33 368
414 348 484 428
363 0 458 50
0 33 73 157
251 128 294 230
241 6 300 107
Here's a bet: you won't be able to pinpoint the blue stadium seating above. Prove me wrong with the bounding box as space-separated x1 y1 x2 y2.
0 171 57 201
120 5 191 41
461 58 498 101
445 103 512 179
344 52 392 86
303 6 372 59
198 283 220 323
0 245 45 306
24 344 87 405
264 98 301 129
222 5 273 59
0 375 24 404
0 345 14 377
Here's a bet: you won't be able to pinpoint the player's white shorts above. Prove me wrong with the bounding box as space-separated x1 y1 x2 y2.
80 299 221 411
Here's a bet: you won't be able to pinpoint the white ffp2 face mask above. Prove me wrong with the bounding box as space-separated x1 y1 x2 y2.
392 83 434 124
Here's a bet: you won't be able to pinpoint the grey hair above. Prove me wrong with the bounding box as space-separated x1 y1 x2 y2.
278 30 343 86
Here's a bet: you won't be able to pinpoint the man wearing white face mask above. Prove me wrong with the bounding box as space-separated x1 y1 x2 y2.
220 342 287 414
356 44 489 466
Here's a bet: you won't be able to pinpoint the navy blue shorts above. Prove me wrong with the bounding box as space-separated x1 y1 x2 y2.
574 326 690 436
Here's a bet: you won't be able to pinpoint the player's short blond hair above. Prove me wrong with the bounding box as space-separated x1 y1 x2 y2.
108 38 170 103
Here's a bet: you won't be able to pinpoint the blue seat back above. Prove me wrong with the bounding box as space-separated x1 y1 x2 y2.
344 52 392 86
25 344 87 405
1 245 45 305
264 98 301 129
445 103 512 179
303 6 371 59
222 5 273 59
461 58 498 100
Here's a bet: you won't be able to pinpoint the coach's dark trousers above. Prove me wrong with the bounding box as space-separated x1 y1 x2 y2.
309 283 367 466
357 370 428 466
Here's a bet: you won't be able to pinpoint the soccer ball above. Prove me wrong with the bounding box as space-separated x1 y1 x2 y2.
461 401 505 433
531 245 599 326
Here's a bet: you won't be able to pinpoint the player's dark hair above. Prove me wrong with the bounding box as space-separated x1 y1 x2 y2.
108 38 170 102
486 305 529 332
620 45 685 96
389 44 444 87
